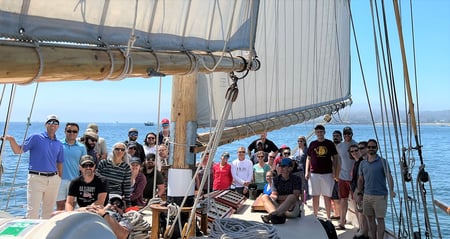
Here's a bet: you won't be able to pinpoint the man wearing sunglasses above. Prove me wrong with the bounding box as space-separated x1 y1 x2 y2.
56 122 87 210
2 114 64 219
65 155 108 211
356 139 395 239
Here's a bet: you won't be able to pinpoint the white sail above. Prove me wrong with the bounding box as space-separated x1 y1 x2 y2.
0 0 255 52
197 0 351 130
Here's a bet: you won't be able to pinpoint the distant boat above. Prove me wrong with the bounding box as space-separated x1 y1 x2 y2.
144 121 154 126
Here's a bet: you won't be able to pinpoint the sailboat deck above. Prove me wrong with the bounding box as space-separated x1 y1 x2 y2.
142 198 359 239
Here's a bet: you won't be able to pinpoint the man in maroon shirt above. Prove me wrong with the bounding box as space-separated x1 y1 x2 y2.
305 124 339 220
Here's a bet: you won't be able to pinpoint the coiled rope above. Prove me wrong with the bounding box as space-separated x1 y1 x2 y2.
123 210 151 239
210 218 279 239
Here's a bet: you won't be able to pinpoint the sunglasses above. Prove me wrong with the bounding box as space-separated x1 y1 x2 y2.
350 149 359 153
129 132 138 137
66 130 78 134
46 120 59 125
238 151 245 153
283 152 291 155
81 163 94 168
128 147 136 150
114 148 126 152
367 146 377 149
147 137 155 140
257 156 264 158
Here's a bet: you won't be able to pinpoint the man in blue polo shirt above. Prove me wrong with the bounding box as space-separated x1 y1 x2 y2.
3 114 64 219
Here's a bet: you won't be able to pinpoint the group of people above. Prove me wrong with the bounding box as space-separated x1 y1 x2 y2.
3 113 395 239
196 127 395 239
1 115 172 238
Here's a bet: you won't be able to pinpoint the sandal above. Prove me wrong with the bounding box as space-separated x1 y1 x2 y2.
330 216 340 220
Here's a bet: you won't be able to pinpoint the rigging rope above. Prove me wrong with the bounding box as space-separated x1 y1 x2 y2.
4 83 40 210
350 0 442 238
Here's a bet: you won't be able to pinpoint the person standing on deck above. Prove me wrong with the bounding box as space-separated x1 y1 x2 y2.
2 114 63 219
56 122 87 210
249 140 268 164
87 123 108 160
293 135 309 202
349 144 369 239
81 130 99 165
142 153 166 201
305 124 339 220
125 128 146 163
158 118 170 145
331 130 342 220
212 152 233 191
336 127 358 229
247 132 278 157
231 146 253 197
143 132 157 156
356 139 395 239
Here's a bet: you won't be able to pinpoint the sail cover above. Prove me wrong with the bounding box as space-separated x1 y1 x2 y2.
197 0 351 128
0 0 255 52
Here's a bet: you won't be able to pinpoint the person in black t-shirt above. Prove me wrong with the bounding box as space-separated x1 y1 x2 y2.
65 155 108 210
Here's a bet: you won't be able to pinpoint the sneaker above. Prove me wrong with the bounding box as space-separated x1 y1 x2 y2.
261 214 271 224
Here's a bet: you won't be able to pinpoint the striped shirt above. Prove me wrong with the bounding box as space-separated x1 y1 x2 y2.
96 158 132 206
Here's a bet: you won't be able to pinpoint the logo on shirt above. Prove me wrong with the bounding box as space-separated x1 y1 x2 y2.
314 146 328 157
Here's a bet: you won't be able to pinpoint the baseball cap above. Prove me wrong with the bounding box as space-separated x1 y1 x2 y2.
128 128 138 133
343 127 353 134
161 118 170 126
79 155 95 165
130 157 141 165
87 123 98 132
127 141 137 148
280 158 293 167
84 130 98 141
221 152 230 158
46 114 59 123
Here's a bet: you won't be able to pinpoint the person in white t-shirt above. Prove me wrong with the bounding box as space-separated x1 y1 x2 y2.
231 146 253 197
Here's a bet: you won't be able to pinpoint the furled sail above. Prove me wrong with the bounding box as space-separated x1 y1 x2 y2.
196 0 352 145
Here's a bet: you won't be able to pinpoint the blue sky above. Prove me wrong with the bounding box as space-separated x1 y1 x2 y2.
3 1 449 123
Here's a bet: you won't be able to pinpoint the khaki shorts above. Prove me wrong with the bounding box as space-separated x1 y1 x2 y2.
362 194 387 217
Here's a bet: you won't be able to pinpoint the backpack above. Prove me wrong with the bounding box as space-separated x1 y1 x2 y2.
318 219 338 239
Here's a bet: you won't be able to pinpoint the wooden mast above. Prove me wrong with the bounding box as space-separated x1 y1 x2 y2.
170 73 198 168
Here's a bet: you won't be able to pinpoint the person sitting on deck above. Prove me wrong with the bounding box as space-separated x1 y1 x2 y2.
260 158 302 224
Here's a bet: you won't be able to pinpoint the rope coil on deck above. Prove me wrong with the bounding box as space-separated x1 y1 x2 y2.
210 218 279 239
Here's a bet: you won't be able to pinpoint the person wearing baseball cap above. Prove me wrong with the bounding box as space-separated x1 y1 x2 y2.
260 157 302 224
158 118 170 145
65 155 108 210
87 123 108 160
125 128 145 162
2 114 63 219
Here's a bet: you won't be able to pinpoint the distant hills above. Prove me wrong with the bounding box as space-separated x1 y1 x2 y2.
344 109 450 124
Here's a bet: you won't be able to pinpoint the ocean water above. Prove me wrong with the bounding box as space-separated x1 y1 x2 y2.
0 122 449 237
